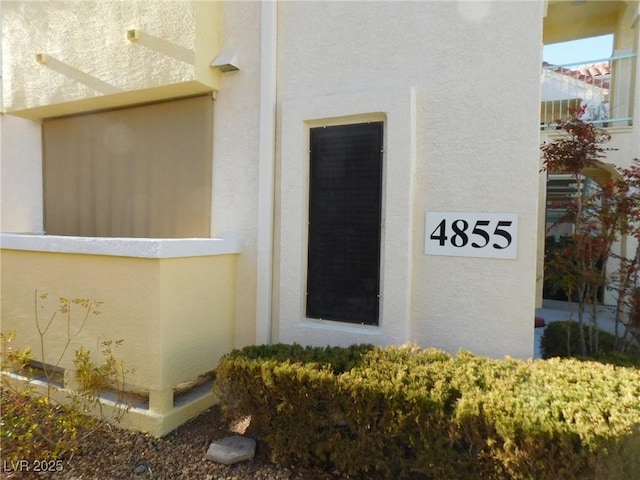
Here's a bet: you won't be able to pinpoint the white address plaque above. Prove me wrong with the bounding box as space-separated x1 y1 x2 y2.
425 212 518 259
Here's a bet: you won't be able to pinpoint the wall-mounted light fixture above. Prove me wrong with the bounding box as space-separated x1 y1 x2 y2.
127 29 140 42
35 53 47 64
210 47 240 72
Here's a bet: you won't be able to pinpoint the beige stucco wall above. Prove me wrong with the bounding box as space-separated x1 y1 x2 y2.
0 0 261 351
2 0 220 119
0 241 236 396
9 0 626 365
0 0 224 232
604 3 638 158
541 127 640 172
0 114 43 233
273 1 543 359
209 1 263 347
158 255 237 388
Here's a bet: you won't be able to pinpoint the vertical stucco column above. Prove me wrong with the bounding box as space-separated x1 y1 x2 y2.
256 0 278 345
0 115 43 233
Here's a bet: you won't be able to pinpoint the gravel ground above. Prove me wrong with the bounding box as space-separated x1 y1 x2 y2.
1 405 351 480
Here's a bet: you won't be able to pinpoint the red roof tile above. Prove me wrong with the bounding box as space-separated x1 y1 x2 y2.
543 61 610 89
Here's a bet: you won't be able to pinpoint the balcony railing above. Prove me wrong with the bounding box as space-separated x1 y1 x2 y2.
541 53 637 129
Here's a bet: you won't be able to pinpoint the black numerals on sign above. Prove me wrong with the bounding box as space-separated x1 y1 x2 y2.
429 219 448 246
429 219 513 250
471 220 490 248
493 221 513 250
451 220 469 247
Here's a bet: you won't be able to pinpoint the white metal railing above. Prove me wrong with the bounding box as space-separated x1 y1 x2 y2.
541 53 637 129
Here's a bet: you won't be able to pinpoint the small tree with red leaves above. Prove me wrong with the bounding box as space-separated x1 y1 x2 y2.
608 160 640 352
541 105 620 356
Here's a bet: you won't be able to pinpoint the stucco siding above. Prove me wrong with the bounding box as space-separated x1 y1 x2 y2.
0 114 43 233
275 0 543 358
2 0 547 365
2 0 220 118
209 1 263 347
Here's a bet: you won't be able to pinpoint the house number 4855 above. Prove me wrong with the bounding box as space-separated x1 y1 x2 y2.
424 213 518 259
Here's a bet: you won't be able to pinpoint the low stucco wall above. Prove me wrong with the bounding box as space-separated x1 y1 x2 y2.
0 234 238 433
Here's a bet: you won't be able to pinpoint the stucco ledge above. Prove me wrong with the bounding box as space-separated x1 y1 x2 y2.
0 233 240 259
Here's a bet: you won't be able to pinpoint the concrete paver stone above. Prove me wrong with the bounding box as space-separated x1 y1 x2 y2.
205 435 256 465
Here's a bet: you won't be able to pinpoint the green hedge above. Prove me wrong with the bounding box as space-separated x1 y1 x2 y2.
215 344 640 480
541 321 640 367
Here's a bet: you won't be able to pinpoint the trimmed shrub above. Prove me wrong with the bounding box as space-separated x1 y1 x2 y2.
541 321 640 367
216 343 640 480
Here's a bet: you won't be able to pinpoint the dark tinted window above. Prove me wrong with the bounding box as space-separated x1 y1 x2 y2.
306 122 383 325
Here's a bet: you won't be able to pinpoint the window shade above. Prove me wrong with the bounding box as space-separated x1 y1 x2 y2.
307 122 383 325
43 96 212 238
